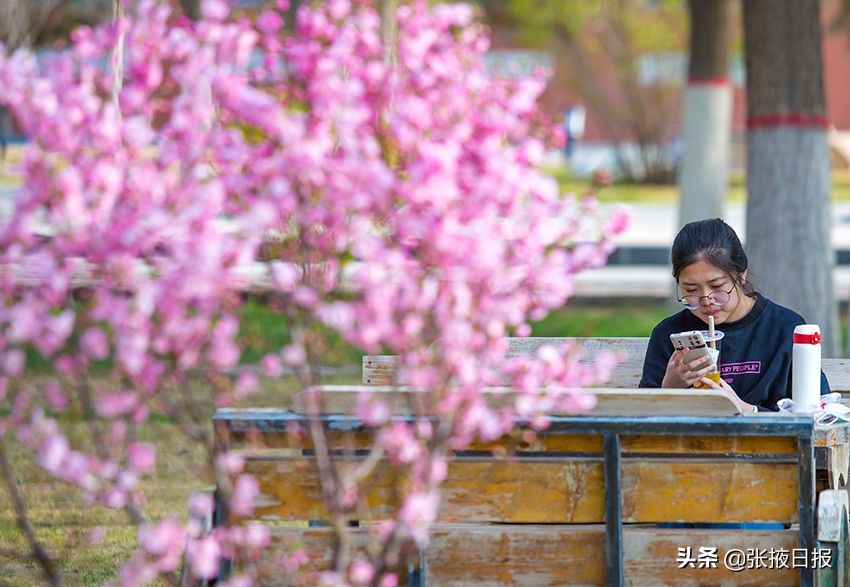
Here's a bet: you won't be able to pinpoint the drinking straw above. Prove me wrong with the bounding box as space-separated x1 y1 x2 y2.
708 315 716 350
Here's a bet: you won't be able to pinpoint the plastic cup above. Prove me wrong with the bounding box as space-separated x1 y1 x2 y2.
693 330 724 388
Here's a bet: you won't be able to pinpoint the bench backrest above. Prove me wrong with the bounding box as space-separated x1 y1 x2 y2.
362 336 850 392
213 387 816 585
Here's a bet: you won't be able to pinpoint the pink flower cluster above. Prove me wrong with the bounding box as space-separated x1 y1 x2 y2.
0 0 628 584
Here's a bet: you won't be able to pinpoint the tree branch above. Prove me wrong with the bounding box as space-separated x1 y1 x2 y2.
75 377 145 525
0 433 60 586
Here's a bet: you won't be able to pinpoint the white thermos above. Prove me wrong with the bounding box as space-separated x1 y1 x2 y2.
792 324 821 411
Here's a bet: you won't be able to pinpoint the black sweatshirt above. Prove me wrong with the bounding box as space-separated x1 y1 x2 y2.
639 294 830 411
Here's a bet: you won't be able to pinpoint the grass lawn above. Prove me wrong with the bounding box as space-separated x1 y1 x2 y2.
545 166 850 204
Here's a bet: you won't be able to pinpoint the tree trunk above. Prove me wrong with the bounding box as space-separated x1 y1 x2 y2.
743 0 837 356
678 0 735 227
0 0 68 50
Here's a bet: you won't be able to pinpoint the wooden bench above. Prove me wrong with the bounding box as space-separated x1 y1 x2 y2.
207 386 850 586
361 337 850 392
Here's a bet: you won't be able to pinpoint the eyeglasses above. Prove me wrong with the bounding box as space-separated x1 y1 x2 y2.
677 283 736 310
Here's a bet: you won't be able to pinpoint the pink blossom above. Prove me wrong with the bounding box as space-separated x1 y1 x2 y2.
430 457 448 484
230 474 259 517
189 492 214 519
378 422 422 465
128 441 156 472
104 488 127 509
87 526 107 544
96 392 137 418
81 328 110 360
188 535 221 579
234 370 259 399
281 344 306 367
399 491 440 547
356 393 390 427
243 522 270 549
109 420 127 445
604 204 631 236
349 560 375 585
117 470 140 491
256 11 284 35
260 353 283 377
43 380 67 410
216 451 244 474
217 576 254 587
201 0 230 21
209 340 240 370
55 355 75 376
37 434 69 472
139 519 187 562
3 350 25 377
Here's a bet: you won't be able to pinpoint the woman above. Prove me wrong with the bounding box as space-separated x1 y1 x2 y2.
639 218 829 412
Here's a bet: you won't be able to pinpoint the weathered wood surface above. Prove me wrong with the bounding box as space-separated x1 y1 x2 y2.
815 422 850 448
243 456 799 524
362 337 850 392
817 490 850 586
362 338 646 388
291 385 743 417
250 525 799 586
223 423 797 456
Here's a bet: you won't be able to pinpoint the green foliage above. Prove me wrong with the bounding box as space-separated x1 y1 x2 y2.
237 298 363 366
531 303 672 337
496 0 687 52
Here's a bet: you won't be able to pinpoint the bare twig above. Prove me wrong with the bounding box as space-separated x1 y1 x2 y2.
0 434 60 586
75 377 145 525
111 0 125 105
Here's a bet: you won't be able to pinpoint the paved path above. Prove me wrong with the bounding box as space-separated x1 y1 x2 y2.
603 201 850 249
583 201 850 300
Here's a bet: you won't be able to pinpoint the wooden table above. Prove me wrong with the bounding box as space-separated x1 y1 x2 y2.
209 387 850 586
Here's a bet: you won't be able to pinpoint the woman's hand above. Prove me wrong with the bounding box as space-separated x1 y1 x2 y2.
661 348 716 388
696 374 757 414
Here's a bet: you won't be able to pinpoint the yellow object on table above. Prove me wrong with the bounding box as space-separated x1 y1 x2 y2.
694 371 722 388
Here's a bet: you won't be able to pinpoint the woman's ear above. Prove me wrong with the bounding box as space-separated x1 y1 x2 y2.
740 270 748 285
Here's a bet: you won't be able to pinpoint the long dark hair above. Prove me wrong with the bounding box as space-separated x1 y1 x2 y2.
671 218 757 297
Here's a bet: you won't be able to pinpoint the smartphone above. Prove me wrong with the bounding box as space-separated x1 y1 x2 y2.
669 330 714 366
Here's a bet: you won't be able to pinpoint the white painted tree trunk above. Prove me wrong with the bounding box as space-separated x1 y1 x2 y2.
745 127 837 356
678 83 731 227
744 0 836 356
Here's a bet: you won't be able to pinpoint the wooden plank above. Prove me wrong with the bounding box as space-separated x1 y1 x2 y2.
224 425 796 456
363 355 644 388
248 525 799 586
290 385 743 416
226 427 606 453
429 525 800 586
248 526 408 586
363 338 648 386
622 434 798 456
363 337 850 393
242 457 799 524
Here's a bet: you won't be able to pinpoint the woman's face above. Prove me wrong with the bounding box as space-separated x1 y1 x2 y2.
677 259 750 325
